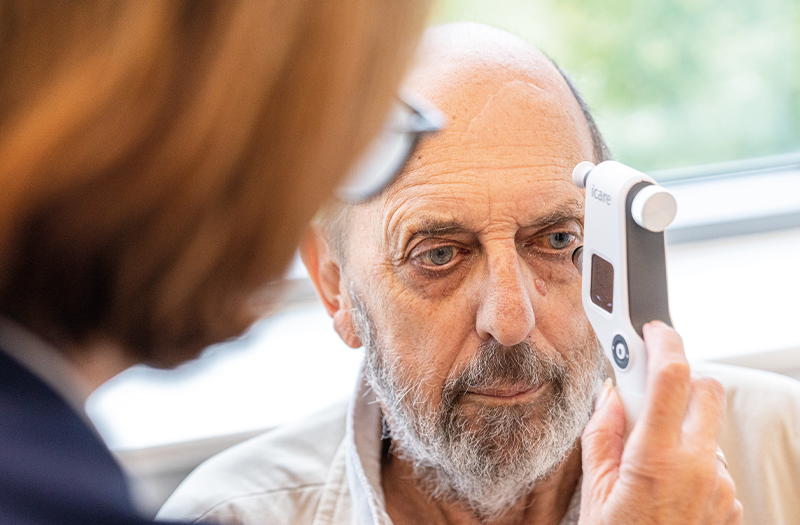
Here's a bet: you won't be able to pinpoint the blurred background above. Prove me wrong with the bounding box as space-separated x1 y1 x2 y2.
85 0 800 514
432 0 800 175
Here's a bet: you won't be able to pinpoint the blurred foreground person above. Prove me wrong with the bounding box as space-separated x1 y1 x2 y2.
0 1 432 524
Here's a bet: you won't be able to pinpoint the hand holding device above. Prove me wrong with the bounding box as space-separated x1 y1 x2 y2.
579 322 742 524
572 160 676 433
573 163 741 522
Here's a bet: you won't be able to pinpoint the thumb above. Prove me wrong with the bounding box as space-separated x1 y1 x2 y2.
581 379 626 506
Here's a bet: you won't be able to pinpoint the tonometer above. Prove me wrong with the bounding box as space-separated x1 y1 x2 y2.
572 161 677 433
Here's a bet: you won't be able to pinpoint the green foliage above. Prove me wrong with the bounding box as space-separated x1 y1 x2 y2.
430 0 800 172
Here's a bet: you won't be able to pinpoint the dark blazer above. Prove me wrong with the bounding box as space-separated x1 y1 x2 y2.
0 348 195 525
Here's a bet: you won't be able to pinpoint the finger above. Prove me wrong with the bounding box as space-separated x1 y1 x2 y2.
709 462 738 525
639 321 692 442
581 379 626 506
683 374 726 445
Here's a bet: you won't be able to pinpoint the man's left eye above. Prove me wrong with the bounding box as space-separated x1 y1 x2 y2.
548 232 574 250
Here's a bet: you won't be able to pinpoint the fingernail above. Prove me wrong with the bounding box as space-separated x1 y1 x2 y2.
595 378 613 410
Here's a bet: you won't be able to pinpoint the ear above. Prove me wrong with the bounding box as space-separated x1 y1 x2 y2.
300 225 362 348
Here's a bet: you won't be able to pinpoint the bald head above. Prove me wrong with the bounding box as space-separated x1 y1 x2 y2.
405 22 609 167
407 23 574 114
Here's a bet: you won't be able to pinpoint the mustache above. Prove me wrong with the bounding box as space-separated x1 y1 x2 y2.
441 339 569 409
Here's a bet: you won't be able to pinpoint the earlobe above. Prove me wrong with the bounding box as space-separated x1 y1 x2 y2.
300 226 362 349
300 226 341 317
333 308 362 349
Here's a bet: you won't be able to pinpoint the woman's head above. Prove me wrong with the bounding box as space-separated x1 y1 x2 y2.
0 0 429 366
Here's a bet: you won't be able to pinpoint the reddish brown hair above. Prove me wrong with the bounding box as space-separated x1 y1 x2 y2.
0 0 429 366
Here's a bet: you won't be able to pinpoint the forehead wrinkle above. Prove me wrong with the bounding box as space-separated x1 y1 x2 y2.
484 182 583 233
464 79 546 133
379 179 583 256
521 197 584 229
396 115 589 185
381 181 485 254
398 143 585 188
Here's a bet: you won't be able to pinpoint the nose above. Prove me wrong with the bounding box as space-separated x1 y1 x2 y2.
475 249 536 346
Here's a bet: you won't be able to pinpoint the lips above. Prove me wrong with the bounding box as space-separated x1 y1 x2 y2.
466 383 542 400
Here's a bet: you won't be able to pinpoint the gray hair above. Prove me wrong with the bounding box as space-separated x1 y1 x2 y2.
551 59 613 163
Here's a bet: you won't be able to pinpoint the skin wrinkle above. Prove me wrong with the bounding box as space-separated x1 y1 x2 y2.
395 203 582 271
392 161 586 212
384 202 475 262
464 80 546 133
396 149 585 184
376 178 585 313
385 177 576 239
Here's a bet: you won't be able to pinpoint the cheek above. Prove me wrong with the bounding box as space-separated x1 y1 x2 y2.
394 253 475 301
525 253 580 285
369 281 475 397
536 276 592 350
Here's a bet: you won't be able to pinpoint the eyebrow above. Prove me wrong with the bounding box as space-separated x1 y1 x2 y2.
524 198 584 230
410 219 472 238
404 197 584 242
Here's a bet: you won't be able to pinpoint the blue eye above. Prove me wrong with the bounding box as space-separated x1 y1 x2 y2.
548 232 573 250
424 246 456 266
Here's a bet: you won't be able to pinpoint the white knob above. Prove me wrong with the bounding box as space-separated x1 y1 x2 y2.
631 185 677 232
572 161 595 189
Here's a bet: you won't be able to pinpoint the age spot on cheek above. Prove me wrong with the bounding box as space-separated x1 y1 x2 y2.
535 278 547 296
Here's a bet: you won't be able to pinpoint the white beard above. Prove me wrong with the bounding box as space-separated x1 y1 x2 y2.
350 291 605 523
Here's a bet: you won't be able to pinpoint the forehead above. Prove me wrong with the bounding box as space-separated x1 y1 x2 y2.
373 74 593 235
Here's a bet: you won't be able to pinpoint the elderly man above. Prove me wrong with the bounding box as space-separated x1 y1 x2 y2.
159 23 742 525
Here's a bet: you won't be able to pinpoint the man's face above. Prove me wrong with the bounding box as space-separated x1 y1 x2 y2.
339 69 604 518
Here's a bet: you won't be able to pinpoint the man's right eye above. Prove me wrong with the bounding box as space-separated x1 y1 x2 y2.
420 246 456 266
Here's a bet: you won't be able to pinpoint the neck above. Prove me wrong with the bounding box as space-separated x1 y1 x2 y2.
382 443 582 525
64 340 138 394
0 319 136 411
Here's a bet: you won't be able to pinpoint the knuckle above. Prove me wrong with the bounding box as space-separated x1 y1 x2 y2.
581 419 612 448
655 360 691 386
694 376 727 407
718 474 736 503
652 322 684 346
665 326 684 346
697 465 719 493
709 378 725 401
687 454 723 494
730 499 744 523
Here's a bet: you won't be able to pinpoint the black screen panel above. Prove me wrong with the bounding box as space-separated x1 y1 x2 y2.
591 254 614 313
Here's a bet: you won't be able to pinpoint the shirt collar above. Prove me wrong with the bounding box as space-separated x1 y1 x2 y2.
345 367 392 525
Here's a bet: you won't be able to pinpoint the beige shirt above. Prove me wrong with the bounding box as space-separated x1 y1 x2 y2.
694 363 800 525
158 363 800 525
157 370 580 524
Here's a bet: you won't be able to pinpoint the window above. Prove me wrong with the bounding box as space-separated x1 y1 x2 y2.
432 0 800 174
